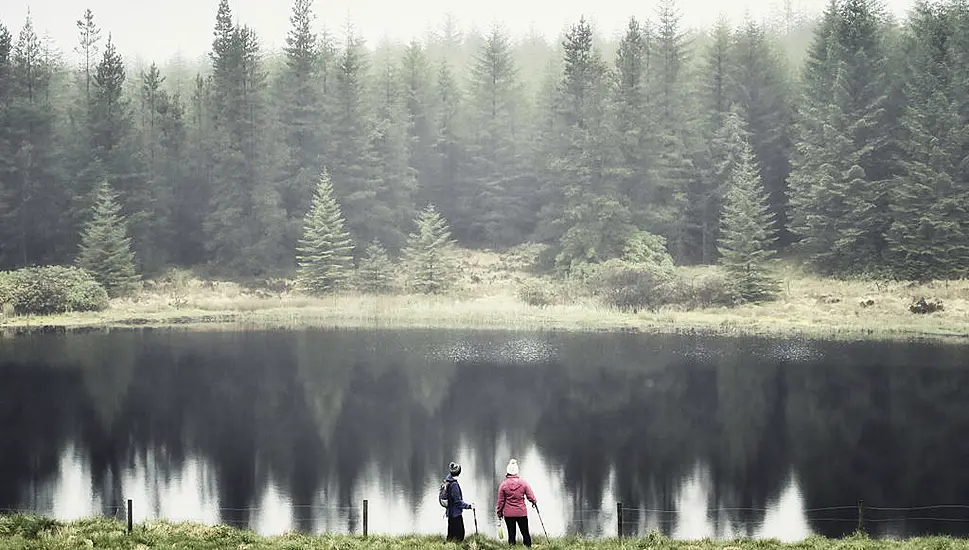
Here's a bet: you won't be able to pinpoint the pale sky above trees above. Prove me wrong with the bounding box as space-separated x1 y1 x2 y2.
3 0 914 62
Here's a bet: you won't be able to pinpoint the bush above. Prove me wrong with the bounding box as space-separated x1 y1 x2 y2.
622 230 675 269
0 266 109 315
674 269 737 309
588 259 676 312
518 279 557 307
68 277 111 312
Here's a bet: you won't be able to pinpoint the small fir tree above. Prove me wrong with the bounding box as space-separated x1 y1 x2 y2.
295 170 354 295
76 181 140 297
717 140 779 303
355 240 395 293
401 204 456 294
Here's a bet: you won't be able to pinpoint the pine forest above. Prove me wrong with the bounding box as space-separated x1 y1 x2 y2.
1 0 968 303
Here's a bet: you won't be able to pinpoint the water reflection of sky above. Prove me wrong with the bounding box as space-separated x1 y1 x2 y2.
6 329 969 541
37 439 812 540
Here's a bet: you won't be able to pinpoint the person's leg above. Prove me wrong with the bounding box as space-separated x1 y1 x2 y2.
456 516 466 542
447 517 459 541
518 517 531 547
505 517 517 545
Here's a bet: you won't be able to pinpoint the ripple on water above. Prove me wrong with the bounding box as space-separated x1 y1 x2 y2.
764 340 824 363
431 338 557 365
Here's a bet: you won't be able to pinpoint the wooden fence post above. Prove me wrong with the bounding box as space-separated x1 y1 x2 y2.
617 502 623 538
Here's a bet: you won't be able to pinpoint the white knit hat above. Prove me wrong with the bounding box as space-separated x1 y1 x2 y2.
506 459 519 476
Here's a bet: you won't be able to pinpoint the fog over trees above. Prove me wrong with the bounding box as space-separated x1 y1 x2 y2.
0 0 966 282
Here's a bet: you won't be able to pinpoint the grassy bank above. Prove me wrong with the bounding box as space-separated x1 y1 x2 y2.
1 250 967 343
0 515 964 550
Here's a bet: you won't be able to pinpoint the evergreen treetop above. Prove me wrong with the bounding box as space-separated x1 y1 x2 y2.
76 180 140 297
295 170 355 295
401 204 456 294
718 136 779 303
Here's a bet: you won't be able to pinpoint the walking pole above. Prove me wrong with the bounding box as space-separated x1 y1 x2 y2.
533 503 550 544
473 506 479 537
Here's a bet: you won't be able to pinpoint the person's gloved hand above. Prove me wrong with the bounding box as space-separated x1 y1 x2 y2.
466 503 474 509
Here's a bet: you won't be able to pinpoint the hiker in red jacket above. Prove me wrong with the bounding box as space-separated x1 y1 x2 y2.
496 459 537 546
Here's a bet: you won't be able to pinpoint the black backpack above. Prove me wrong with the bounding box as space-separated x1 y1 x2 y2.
438 478 454 508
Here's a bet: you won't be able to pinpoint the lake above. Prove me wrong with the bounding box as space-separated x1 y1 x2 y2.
1 328 968 541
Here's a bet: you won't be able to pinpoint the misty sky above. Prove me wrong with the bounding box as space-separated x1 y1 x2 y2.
3 0 915 64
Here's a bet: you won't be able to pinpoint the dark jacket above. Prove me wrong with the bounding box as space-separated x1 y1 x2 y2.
445 475 471 518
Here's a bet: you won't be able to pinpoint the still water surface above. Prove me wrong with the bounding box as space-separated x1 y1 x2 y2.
2 328 968 540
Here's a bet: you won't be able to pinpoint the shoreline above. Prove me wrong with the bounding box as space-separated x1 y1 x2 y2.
1 292 967 344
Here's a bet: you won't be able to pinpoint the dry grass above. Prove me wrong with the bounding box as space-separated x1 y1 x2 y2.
1 251 967 343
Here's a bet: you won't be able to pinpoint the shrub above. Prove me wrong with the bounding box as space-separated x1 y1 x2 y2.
503 243 551 273
518 280 557 307
588 259 676 312
622 230 675 269
674 269 737 309
0 273 16 311
68 277 111 312
0 266 109 315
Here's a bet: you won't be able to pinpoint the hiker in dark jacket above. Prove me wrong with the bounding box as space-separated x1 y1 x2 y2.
445 461 474 541
496 459 536 546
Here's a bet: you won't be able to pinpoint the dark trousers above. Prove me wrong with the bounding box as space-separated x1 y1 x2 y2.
505 516 531 546
447 516 466 542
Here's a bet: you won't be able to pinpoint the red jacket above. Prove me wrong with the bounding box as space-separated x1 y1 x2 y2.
496 475 537 518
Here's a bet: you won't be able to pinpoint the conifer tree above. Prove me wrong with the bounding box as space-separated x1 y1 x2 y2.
465 25 531 247
685 17 733 264
1 15 69 267
401 204 456 294
88 36 149 267
729 19 793 244
429 60 466 238
205 1 286 274
887 1 969 280
613 17 656 222
75 9 100 102
355 240 395 293
295 170 354 295
718 140 778 303
788 0 899 274
277 0 325 241
77 181 140 297
0 23 13 262
652 0 697 258
695 107 752 264
177 73 212 267
549 17 633 271
330 29 382 248
401 40 437 200
371 58 417 252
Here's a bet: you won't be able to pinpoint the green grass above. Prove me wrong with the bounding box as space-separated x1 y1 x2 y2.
0 515 966 550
